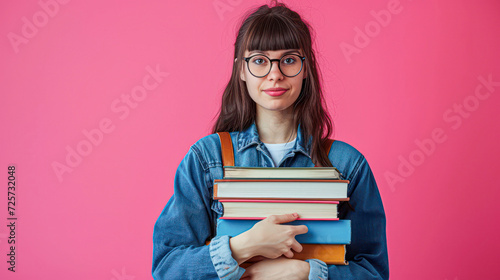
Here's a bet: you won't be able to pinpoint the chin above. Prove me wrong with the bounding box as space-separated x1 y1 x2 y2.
262 105 294 112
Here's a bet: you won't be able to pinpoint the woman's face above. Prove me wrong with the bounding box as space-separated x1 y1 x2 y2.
239 49 307 116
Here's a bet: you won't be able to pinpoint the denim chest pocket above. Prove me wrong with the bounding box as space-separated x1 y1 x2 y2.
208 165 224 220
210 199 223 238
211 199 224 219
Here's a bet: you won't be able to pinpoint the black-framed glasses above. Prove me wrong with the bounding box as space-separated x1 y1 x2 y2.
243 54 306 78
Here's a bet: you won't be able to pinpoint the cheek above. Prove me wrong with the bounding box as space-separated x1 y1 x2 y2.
244 80 259 100
245 78 261 93
292 80 303 93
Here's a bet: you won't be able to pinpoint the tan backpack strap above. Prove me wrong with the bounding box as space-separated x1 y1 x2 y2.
217 132 235 168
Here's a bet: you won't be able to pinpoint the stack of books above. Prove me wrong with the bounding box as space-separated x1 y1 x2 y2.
213 166 351 265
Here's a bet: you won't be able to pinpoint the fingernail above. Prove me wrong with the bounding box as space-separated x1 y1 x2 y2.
292 213 298 217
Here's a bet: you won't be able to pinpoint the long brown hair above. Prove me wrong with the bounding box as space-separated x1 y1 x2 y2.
211 0 334 167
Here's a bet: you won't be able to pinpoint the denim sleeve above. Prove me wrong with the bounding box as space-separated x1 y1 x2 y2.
209 235 246 279
305 259 328 280
152 145 244 279
327 155 389 279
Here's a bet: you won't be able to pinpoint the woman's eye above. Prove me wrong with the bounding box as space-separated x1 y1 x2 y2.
251 57 266 65
283 57 296 64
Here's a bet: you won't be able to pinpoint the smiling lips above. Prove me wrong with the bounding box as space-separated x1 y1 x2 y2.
263 88 288 96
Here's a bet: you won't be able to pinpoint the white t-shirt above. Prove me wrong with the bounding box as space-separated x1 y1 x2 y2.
262 137 297 167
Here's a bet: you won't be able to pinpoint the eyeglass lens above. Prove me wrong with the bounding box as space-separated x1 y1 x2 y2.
247 54 303 77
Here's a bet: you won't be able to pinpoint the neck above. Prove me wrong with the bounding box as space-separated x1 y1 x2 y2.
256 108 297 144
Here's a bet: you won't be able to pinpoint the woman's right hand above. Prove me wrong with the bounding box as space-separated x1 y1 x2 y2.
229 213 308 264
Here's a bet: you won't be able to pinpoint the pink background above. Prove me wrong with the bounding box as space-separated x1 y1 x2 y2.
1 0 499 279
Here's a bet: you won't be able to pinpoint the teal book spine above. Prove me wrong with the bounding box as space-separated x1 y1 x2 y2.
216 219 351 244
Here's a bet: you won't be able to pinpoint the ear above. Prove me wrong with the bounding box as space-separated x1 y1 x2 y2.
236 58 246 82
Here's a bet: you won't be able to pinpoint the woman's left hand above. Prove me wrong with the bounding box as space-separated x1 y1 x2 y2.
240 257 310 280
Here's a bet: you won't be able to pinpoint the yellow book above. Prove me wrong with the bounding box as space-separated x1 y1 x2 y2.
292 244 347 265
240 244 347 266
206 241 348 266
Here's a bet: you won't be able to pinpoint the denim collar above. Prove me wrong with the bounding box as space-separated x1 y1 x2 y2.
237 121 312 159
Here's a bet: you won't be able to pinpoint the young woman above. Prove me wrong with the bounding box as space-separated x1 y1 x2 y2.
152 2 388 279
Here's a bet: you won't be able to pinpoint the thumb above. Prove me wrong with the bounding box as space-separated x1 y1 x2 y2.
268 213 299 224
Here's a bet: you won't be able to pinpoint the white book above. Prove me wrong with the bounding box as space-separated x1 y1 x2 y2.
223 166 341 179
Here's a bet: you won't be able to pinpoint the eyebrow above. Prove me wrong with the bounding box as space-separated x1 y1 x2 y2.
248 49 301 56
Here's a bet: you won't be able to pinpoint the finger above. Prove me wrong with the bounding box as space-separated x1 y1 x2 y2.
291 240 303 253
267 213 299 224
292 224 308 235
283 249 294 258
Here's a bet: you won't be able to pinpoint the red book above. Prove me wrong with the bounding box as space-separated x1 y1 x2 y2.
219 199 340 220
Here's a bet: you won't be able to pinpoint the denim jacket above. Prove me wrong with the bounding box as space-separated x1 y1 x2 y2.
152 121 389 279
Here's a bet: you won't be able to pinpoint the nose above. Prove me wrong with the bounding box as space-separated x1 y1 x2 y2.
267 60 284 81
